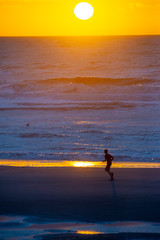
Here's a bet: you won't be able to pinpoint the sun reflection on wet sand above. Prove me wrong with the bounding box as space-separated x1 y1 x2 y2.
0 160 160 168
76 230 102 234
1 215 160 240
72 161 95 167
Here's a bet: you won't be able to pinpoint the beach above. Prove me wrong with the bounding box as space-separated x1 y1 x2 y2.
0 36 160 239
0 166 160 239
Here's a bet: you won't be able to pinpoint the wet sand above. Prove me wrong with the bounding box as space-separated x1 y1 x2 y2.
40 233 160 240
0 166 160 223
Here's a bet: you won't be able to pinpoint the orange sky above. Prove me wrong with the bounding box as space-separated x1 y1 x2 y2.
0 0 160 36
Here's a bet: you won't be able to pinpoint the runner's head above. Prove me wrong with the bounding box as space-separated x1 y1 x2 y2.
104 149 108 154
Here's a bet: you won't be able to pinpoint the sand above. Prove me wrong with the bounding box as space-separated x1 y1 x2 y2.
0 166 160 239
0 166 160 222
39 233 160 240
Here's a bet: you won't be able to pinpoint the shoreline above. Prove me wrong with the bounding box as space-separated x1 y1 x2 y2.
0 159 160 168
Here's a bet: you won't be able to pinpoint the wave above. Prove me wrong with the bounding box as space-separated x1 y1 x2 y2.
19 133 68 138
1 77 158 99
1 77 157 90
35 77 156 86
0 102 137 111
79 130 105 134
0 151 159 163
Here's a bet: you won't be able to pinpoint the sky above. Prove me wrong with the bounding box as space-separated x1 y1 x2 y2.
0 0 160 36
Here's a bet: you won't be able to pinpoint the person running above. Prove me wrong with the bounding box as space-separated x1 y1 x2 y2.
102 149 114 181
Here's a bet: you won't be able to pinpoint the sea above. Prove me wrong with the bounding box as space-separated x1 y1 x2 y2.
0 36 160 164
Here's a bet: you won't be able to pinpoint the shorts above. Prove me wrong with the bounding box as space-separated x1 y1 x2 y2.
105 162 112 171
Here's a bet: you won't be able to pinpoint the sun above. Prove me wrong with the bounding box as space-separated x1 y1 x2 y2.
74 2 94 20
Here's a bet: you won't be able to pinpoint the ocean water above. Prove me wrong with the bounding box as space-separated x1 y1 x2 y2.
0 36 160 163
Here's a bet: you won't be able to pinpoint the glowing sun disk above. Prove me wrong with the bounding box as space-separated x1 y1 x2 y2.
74 2 94 20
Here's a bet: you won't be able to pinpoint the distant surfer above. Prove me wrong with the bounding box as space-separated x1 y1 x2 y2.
103 149 114 181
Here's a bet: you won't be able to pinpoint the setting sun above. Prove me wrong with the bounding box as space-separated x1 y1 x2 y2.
74 2 94 20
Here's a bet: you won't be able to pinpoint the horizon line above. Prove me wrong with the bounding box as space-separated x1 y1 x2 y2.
0 34 160 38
